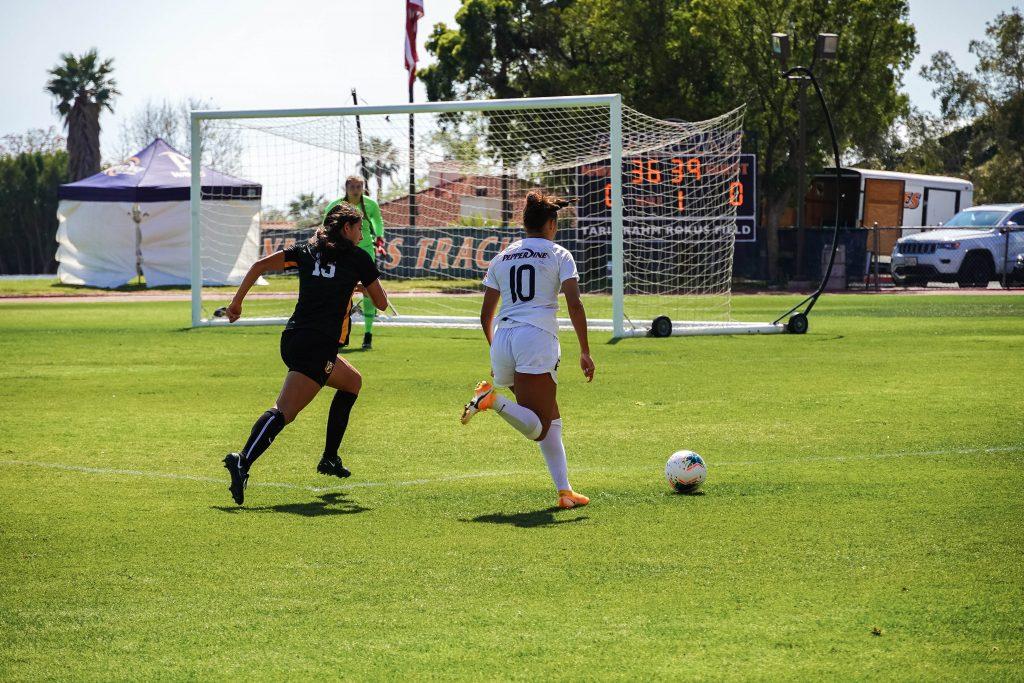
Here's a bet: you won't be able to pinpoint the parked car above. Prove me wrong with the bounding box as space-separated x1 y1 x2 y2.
891 204 1024 287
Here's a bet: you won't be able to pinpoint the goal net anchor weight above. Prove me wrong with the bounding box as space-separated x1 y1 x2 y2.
190 94 787 338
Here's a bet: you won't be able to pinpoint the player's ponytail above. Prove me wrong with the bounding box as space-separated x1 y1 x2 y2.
523 190 574 233
311 203 360 260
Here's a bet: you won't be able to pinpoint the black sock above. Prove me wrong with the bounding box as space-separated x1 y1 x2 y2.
240 408 286 469
323 391 358 460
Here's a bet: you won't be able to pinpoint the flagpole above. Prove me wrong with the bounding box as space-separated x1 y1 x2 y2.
408 78 416 228
405 0 423 229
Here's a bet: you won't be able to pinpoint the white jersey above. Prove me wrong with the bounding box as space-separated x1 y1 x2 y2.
482 237 578 337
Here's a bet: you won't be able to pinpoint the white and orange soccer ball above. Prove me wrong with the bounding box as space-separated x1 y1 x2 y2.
665 450 707 493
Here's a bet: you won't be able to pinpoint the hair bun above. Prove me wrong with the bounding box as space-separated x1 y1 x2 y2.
522 190 575 231
525 190 546 207
526 190 575 211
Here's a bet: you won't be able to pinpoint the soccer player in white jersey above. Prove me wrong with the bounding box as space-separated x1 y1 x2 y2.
461 191 595 509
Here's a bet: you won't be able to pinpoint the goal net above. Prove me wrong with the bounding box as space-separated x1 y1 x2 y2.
190 95 782 337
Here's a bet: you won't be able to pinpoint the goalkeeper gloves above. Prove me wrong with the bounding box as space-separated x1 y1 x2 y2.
374 236 386 256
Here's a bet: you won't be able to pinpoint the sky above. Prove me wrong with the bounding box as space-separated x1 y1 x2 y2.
0 0 1018 157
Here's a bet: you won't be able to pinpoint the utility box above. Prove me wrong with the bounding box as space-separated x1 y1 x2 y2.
821 244 846 291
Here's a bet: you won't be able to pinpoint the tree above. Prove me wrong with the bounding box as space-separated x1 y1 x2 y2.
0 127 66 156
288 192 327 228
421 0 917 280
427 123 485 166
45 48 120 181
853 106 978 177
0 144 68 274
358 136 401 199
920 8 1024 203
261 206 288 223
115 97 243 174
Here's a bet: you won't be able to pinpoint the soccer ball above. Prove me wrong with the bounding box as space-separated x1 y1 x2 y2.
665 450 707 493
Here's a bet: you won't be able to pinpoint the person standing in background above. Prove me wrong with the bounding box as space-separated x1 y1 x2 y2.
325 176 386 349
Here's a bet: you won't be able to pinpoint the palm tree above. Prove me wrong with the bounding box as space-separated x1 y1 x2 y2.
359 137 400 199
45 49 120 181
288 192 326 228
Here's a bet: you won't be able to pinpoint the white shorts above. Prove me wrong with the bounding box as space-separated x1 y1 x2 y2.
490 324 561 388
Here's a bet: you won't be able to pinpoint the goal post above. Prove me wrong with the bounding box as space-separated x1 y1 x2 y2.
189 94 784 337
609 94 625 339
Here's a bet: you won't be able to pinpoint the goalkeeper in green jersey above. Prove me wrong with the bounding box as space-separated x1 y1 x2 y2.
325 176 386 349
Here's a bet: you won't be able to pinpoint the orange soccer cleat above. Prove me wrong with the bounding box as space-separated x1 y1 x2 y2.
557 489 590 509
460 380 497 425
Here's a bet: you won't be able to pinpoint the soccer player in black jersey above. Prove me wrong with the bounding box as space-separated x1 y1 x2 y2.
221 203 388 505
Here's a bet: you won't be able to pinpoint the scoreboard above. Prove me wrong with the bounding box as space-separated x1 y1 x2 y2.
576 153 757 242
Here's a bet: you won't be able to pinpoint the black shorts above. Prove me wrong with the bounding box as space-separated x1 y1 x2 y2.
280 329 338 386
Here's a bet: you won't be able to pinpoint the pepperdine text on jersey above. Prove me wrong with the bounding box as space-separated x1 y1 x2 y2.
501 249 550 261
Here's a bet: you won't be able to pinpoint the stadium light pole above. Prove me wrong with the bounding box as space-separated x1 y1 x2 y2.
770 32 842 334
788 34 838 281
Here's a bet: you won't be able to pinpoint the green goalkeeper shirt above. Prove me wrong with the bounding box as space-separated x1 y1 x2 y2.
324 195 384 255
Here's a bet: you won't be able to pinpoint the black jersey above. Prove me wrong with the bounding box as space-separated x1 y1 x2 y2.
282 242 381 343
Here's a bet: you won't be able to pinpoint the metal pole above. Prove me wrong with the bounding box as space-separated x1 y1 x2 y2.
609 95 625 338
501 172 510 228
189 114 202 326
408 81 417 228
795 80 808 280
133 205 143 283
873 222 880 291
352 89 370 186
1003 227 1011 288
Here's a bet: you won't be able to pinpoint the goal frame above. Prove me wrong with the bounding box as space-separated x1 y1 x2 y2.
189 94 785 338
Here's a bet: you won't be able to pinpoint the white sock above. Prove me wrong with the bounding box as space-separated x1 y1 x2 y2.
538 418 570 491
493 394 542 440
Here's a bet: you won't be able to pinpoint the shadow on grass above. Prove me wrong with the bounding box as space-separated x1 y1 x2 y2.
54 281 191 293
464 506 588 529
213 492 369 517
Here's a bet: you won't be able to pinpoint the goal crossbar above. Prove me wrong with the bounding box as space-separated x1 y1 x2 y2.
190 94 623 121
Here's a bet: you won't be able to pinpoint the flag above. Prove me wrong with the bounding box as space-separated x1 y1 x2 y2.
405 0 425 88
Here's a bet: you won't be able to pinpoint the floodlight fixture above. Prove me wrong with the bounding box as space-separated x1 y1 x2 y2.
771 33 790 69
815 33 839 60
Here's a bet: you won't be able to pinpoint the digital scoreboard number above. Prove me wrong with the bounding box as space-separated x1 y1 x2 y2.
576 152 757 242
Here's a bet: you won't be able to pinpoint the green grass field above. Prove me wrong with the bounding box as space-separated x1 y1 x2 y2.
0 275 481 298
1 294 1022 680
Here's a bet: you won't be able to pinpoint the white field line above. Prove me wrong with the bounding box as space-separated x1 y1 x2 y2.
709 444 1022 467
0 459 531 493
0 444 1020 494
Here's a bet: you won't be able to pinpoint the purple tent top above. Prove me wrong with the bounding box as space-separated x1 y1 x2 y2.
58 138 261 202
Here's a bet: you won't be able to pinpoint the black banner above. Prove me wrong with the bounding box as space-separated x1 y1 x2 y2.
260 225 734 293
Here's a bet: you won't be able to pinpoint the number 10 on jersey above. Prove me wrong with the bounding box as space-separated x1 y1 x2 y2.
508 264 535 303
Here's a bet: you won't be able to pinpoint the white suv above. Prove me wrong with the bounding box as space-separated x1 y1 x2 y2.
891 204 1024 287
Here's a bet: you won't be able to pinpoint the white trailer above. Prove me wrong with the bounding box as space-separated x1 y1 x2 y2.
806 168 974 259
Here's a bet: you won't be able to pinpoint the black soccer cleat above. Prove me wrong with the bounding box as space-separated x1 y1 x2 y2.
361 332 373 350
223 452 249 505
317 454 351 479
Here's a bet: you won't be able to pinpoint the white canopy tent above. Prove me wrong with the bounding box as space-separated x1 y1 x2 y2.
56 139 262 288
